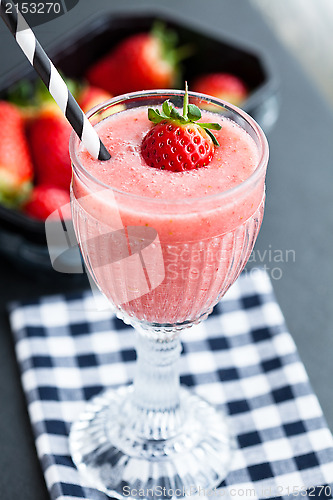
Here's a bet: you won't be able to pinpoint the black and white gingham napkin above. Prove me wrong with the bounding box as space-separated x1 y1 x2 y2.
8 269 333 500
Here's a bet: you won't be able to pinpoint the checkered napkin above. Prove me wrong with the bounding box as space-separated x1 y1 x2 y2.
8 269 333 500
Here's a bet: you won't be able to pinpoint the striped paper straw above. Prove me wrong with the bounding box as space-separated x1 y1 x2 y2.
0 0 111 161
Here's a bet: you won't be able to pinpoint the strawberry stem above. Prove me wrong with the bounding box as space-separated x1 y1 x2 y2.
183 81 188 119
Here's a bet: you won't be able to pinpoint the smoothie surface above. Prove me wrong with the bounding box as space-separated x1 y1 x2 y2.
78 106 259 199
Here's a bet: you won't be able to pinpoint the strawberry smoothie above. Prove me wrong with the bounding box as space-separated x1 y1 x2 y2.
70 92 268 327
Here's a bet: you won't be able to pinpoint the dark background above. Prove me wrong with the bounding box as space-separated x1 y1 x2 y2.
0 1 332 499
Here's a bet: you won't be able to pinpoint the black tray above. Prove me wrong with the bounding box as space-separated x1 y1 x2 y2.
0 11 279 274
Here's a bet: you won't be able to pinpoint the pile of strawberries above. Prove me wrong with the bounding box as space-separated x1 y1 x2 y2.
0 83 112 220
0 23 248 221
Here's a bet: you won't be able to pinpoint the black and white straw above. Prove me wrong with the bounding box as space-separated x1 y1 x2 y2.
0 0 111 161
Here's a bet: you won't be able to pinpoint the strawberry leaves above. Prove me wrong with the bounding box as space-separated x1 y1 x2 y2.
187 104 201 121
147 108 166 123
148 99 186 123
147 84 221 146
151 21 193 66
162 99 173 117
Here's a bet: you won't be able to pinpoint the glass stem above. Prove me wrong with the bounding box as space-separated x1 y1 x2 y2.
130 330 183 440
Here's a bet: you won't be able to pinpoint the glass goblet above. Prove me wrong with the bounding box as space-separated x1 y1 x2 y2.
69 90 268 499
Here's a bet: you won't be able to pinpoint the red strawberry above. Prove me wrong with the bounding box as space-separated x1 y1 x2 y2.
28 106 72 190
78 85 112 114
86 24 186 95
0 101 33 207
141 86 221 172
24 185 71 220
192 73 248 107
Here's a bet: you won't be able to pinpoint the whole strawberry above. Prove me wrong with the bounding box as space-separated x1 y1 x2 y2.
24 185 71 220
192 73 248 107
28 106 72 190
0 101 33 207
87 24 187 95
141 86 221 172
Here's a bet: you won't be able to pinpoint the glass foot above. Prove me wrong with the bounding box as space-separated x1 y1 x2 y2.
69 386 235 499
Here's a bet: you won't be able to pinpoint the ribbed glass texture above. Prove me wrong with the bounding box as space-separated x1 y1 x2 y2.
72 196 264 329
